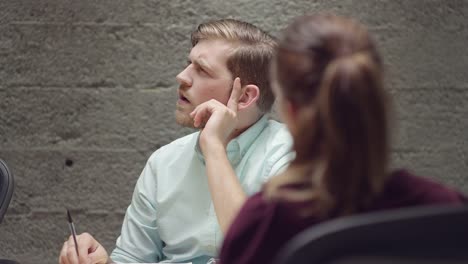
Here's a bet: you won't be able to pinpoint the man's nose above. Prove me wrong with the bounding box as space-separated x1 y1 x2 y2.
176 67 192 87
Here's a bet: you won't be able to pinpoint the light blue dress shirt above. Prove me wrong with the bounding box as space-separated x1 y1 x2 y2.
110 115 294 264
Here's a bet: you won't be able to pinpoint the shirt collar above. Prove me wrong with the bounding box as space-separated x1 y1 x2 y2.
195 114 270 166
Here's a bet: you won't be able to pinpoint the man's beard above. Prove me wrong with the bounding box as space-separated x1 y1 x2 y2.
175 100 196 128
175 108 208 129
175 111 195 128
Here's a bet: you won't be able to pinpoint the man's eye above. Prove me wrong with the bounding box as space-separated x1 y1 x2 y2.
186 61 209 76
194 65 208 75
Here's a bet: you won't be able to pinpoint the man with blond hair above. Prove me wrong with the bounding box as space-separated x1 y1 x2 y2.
59 19 293 264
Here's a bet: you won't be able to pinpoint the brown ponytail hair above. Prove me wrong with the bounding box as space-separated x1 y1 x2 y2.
266 14 390 217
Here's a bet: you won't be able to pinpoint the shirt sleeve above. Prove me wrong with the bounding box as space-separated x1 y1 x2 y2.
110 156 164 263
268 151 295 179
265 131 295 181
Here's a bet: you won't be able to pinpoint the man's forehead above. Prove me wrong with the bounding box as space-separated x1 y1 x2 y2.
190 39 235 60
189 49 214 68
189 39 236 73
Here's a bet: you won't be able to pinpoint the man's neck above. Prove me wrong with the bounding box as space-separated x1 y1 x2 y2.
228 113 264 142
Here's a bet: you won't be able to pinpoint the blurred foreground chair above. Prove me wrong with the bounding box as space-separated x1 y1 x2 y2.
275 204 468 264
0 159 19 264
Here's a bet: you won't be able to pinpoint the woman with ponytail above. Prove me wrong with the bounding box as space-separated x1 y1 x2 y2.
219 14 467 264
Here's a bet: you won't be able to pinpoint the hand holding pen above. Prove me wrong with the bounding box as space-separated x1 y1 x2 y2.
59 209 110 264
67 209 80 257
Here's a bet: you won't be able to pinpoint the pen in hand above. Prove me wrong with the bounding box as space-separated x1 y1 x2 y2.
67 209 80 257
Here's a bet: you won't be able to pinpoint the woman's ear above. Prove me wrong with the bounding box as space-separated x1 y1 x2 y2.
237 84 260 110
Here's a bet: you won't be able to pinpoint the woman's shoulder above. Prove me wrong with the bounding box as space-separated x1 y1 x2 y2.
381 169 467 205
227 191 299 235
220 191 313 264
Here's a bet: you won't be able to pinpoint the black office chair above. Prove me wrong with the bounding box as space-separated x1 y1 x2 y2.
274 204 468 264
0 159 14 223
0 159 19 264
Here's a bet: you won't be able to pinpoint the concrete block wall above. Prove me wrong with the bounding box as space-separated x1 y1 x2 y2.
0 0 467 263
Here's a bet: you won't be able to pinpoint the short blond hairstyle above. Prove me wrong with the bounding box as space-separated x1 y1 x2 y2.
191 19 277 113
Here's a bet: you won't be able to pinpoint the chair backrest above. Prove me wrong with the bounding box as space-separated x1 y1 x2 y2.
0 159 14 223
0 260 20 264
274 204 468 264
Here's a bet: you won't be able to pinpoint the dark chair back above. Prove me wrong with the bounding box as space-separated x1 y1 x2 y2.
0 159 14 223
0 159 20 263
275 204 468 264
0 260 20 264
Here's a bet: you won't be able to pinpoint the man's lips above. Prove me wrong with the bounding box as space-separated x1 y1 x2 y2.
178 93 191 104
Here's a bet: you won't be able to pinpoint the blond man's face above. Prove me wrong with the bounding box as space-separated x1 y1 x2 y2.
175 39 234 127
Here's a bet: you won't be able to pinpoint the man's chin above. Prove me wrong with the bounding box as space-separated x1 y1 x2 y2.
175 111 196 128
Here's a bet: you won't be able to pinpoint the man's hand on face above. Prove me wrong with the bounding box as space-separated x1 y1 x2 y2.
190 77 243 153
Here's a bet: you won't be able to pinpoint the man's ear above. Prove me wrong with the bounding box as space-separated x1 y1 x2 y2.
238 84 260 110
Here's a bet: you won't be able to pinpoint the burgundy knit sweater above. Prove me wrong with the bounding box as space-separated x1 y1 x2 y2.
219 170 467 264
